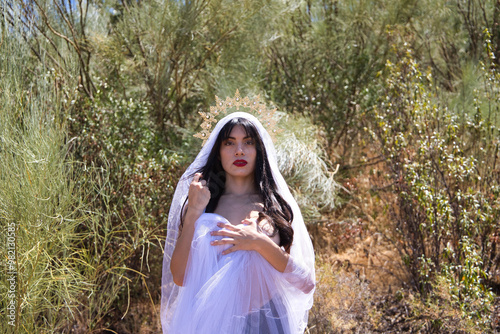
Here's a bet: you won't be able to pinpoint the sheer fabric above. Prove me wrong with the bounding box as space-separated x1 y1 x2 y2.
161 112 315 334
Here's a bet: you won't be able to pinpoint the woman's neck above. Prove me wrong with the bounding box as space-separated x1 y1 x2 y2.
223 174 258 196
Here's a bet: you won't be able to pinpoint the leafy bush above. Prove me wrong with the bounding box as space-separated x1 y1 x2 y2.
67 79 187 330
368 28 499 330
263 0 390 152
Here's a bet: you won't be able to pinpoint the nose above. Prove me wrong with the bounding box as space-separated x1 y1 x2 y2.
235 143 244 156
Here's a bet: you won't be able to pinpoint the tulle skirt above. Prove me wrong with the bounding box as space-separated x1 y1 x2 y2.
168 213 297 334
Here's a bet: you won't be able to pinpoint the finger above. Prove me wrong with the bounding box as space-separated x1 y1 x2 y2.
222 245 238 255
217 222 238 231
211 230 239 238
200 179 207 186
193 173 202 183
241 218 257 226
211 238 236 246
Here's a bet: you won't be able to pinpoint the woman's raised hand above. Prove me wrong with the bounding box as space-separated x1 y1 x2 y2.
170 173 211 286
188 173 211 213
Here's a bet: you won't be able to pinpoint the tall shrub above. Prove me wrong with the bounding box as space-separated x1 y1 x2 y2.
369 29 498 330
0 28 89 333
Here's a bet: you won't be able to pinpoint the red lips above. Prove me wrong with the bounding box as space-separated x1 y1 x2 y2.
233 159 248 167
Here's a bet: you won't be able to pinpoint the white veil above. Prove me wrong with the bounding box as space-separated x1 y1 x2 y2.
160 111 315 333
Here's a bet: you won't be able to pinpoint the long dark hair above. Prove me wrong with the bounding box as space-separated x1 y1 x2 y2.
182 117 294 252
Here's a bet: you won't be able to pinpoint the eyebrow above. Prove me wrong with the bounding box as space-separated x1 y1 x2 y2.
226 136 252 140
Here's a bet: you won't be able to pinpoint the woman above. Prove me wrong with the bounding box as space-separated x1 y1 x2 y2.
161 110 315 334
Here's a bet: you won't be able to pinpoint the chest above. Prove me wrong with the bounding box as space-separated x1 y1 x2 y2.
213 197 262 226
213 196 280 246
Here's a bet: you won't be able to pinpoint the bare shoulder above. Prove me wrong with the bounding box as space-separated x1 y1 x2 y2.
255 212 281 246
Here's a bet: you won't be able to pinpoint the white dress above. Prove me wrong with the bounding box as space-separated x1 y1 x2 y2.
167 213 314 334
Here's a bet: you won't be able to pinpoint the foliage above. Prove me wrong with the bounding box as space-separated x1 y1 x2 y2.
67 79 185 330
369 28 499 330
3 0 500 332
1 0 97 98
94 0 294 137
276 114 339 220
263 0 390 152
0 28 88 333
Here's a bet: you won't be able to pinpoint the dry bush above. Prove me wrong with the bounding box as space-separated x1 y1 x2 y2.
307 256 374 334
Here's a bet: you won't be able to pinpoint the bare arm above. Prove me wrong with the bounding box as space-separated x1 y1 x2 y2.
170 207 203 286
255 235 291 272
170 173 210 286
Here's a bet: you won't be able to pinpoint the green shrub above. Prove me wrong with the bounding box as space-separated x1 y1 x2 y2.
0 30 88 334
369 28 498 330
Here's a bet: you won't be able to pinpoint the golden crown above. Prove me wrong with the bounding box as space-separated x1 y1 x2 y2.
194 90 282 146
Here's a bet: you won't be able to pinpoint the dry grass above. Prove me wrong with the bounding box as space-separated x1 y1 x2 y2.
308 163 410 292
112 301 161 334
307 256 374 333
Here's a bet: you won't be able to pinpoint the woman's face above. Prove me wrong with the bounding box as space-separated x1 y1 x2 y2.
219 125 257 178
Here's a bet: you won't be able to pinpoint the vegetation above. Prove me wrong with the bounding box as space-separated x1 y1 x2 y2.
0 24 88 332
1 0 499 333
